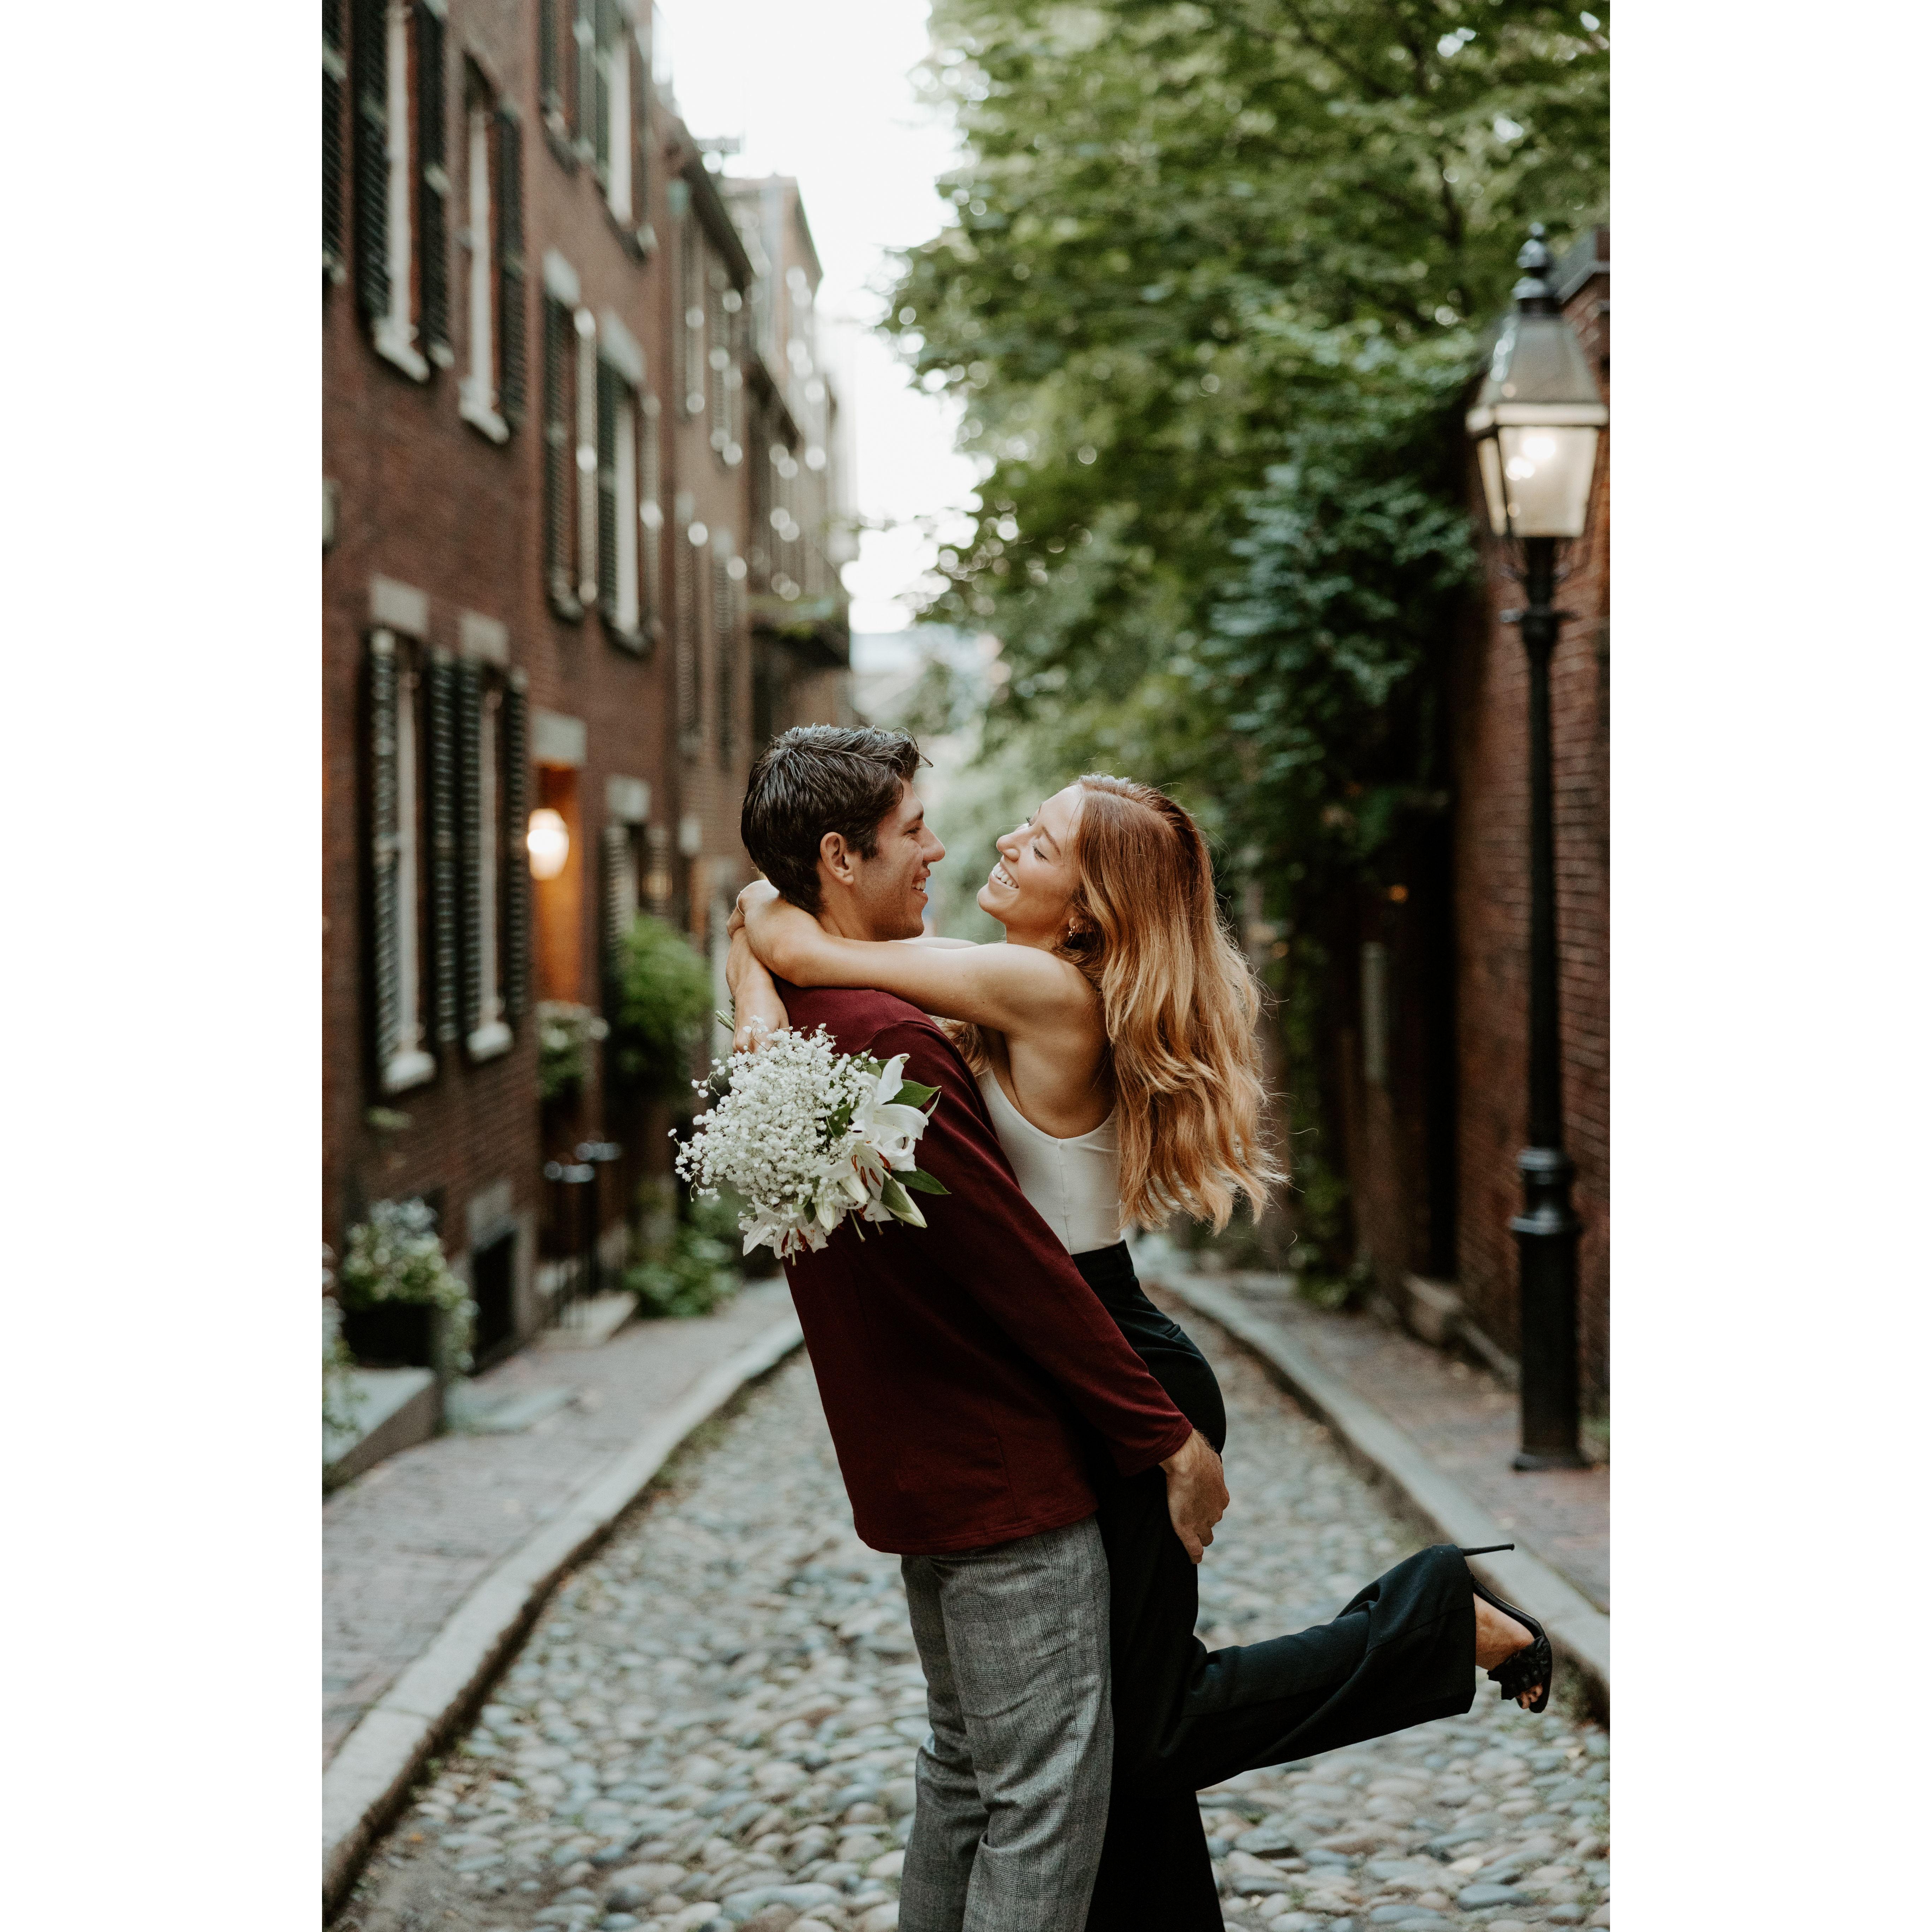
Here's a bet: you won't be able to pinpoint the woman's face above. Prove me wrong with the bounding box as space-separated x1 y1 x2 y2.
978 782 1085 944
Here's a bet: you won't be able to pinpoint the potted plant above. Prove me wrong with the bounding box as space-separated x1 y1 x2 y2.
336 1198 476 1382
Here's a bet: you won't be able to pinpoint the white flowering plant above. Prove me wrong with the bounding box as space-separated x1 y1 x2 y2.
337 1197 477 1378
674 1025 949 1261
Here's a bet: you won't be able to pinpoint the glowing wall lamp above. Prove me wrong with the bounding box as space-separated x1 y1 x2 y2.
1466 226 1606 543
526 807 571 881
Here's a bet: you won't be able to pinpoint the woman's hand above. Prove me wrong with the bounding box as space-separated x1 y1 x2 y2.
737 877 825 982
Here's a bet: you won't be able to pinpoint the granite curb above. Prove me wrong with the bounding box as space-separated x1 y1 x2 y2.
321 1311 805 1916
1155 1270 1610 1723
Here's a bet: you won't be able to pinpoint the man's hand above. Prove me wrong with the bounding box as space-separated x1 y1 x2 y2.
1159 1429 1229 1564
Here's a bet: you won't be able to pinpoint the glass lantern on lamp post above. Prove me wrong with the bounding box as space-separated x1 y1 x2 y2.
1465 226 1606 1471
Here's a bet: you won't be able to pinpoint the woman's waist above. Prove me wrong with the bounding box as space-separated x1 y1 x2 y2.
1071 1239 1142 1300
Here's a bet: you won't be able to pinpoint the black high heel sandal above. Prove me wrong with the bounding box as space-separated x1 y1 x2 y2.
1457 1544 1554 1714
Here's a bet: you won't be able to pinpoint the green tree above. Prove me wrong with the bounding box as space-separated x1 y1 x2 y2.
889 0 1608 1264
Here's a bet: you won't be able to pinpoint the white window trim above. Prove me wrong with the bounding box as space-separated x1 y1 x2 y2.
460 102 510 443
384 658 436 1092
468 687 513 1061
375 1 431 382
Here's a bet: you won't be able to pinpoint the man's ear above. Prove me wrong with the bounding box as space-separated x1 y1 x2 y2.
818 830 857 888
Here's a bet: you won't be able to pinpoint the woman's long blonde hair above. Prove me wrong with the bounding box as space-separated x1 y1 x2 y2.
955 774 1282 1232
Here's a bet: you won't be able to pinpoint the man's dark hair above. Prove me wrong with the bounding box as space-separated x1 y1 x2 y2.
740 726 926 913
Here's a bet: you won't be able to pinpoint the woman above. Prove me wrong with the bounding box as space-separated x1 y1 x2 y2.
726 773 1550 1928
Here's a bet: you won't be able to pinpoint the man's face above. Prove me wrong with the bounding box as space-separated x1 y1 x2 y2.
847 782 946 940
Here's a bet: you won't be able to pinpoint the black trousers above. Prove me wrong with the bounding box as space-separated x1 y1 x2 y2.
1072 1243 1478 1932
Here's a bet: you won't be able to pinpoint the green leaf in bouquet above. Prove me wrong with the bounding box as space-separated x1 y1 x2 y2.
879 1175 928 1228
895 1079 941 1111
897 1167 950 1195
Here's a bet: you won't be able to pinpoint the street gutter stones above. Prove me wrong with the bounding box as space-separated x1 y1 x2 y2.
335 1306 1608 1932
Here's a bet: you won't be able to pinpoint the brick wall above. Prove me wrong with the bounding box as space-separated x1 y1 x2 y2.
323 2 846 1344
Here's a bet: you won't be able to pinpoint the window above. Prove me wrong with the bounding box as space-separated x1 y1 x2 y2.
369 632 528 1090
463 674 514 1058
353 0 452 381
458 661 533 1059
710 280 743 464
675 517 701 755
576 307 600 609
678 209 705 419
765 438 805 604
712 540 745 766
600 776 650 984
593 0 623 213
595 318 648 649
541 254 591 618
639 392 663 626
368 632 435 1092
537 0 588 163
459 71 525 441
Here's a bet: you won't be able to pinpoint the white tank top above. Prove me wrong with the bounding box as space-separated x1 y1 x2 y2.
977 1069 1124 1256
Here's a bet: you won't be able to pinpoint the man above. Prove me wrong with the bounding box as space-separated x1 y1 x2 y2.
735 725 1229 1932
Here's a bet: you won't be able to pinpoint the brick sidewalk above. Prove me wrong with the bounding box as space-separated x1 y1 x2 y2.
324 1281 794 1766
1151 1264 1608 1614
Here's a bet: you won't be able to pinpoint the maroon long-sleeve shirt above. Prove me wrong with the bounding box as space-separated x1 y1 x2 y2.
776 983 1194 1555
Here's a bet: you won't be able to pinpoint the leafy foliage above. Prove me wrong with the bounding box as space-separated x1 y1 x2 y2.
336 1198 477 1377
624 1188 745 1319
536 1000 610 1102
887 0 1607 1261
609 914 715 1101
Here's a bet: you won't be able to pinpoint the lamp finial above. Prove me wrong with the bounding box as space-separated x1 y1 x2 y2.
1512 224 1557 312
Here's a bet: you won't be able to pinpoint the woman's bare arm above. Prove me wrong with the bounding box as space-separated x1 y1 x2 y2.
725 925 791 1053
736 879 1088 1033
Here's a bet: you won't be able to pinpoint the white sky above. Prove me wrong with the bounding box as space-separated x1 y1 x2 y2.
660 0 982 634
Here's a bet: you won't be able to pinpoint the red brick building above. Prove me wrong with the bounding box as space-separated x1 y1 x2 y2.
1332 227 1609 1420
323 0 849 1365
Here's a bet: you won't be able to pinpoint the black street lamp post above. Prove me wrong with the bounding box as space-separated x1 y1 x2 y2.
1465 227 1607 1471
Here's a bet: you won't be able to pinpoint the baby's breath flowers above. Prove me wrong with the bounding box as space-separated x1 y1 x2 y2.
675 1026 948 1260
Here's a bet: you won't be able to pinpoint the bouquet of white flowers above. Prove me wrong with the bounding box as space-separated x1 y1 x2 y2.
675 1025 949 1260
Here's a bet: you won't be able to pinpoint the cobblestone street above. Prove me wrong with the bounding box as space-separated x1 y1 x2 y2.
338 1307 1609 1932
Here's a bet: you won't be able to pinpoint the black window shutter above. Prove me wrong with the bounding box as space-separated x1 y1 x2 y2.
323 0 347 281
416 2 451 365
592 0 615 187
630 30 651 248
596 359 618 616
427 650 460 1049
351 0 389 324
367 633 402 1075
543 296 577 616
574 0 597 163
455 658 484 1041
601 823 633 968
502 677 531 1022
537 0 561 133
496 107 526 426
